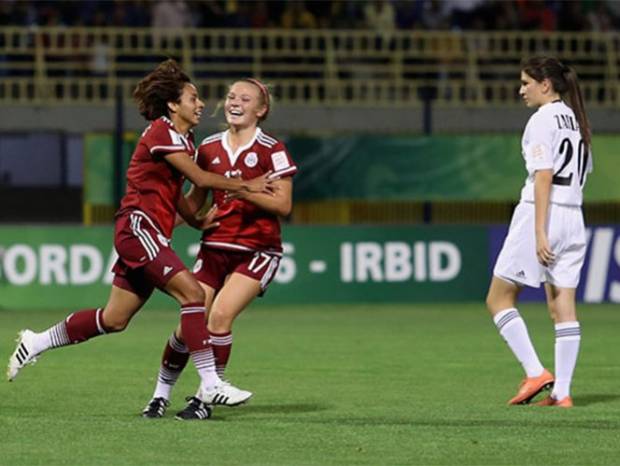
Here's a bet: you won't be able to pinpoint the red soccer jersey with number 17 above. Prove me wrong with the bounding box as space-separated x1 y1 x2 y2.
197 127 297 253
117 116 196 238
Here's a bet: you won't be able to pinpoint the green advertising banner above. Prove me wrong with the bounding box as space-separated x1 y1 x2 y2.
289 134 620 201
0 225 488 310
85 133 620 205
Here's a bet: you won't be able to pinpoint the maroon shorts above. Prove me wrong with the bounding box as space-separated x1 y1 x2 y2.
112 211 187 298
192 246 281 295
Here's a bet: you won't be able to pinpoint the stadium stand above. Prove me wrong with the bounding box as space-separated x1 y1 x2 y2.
0 1 619 225
0 26 618 108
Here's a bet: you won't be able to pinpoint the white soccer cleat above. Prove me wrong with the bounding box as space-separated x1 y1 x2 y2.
200 380 253 407
7 330 40 381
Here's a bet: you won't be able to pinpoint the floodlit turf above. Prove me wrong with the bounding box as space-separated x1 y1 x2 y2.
1 303 619 465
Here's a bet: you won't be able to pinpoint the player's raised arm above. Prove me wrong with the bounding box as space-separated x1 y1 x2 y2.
164 151 274 193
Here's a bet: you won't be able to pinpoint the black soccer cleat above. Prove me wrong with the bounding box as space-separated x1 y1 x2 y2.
142 397 170 418
175 396 213 420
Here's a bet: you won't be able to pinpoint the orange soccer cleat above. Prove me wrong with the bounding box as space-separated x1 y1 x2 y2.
535 395 573 408
508 369 555 405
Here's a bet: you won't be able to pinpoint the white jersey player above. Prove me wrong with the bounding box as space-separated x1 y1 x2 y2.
487 56 593 408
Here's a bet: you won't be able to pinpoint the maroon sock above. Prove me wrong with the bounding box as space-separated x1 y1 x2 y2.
180 303 210 353
65 308 106 344
209 331 233 377
162 333 189 372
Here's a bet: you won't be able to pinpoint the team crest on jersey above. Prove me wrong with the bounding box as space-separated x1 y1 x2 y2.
244 152 258 168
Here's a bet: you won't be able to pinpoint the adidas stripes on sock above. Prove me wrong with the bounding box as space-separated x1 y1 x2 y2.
153 332 190 400
180 303 220 389
493 308 544 378
210 331 233 378
34 308 105 354
552 321 581 400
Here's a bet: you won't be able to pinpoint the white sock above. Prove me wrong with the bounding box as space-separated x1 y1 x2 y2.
191 348 221 391
152 333 188 400
552 321 581 400
493 308 544 377
33 322 71 354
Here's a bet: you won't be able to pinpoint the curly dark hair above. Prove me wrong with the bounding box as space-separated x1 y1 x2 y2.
133 59 191 121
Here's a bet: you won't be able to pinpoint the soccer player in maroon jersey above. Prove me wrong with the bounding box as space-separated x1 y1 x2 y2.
7 60 274 412
143 78 297 420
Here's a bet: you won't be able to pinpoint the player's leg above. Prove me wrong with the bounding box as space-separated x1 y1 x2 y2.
143 281 217 418
175 249 278 420
536 205 585 408
208 272 262 377
486 277 553 404
174 275 258 420
162 270 215 391
163 270 251 417
7 285 147 381
207 249 279 382
536 284 579 408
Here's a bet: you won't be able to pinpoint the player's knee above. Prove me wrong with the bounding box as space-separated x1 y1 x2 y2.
485 292 498 313
181 281 205 305
209 307 233 330
101 314 130 333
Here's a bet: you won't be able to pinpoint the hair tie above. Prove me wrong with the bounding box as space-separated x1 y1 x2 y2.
245 78 270 119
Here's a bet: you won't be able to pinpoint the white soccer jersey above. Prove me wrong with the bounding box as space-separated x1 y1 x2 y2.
519 100 593 206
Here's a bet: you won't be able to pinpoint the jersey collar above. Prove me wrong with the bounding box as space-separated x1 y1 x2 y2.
160 116 194 137
221 127 262 167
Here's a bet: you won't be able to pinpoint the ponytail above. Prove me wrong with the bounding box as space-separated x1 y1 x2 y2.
563 66 591 154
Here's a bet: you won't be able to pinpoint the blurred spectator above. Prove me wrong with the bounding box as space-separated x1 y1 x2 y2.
421 0 450 30
225 0 253 28
151 0 193 50
364 0 396 31
604 0 620 27
493 1 520 30
0 0 618 32
442 0 485 30
326 1 364 29
152 0 193 28
516 0 556 31
249 1 271 28
281 1 317 29
587 1 614 31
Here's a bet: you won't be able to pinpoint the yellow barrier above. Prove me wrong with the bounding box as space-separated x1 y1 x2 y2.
1 27 618 107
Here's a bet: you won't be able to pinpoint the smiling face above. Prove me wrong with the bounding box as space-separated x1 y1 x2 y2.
519 71 553 108
224 81 268 130
168 83 204 132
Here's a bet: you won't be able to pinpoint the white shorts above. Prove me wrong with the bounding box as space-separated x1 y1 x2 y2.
493 201 586 289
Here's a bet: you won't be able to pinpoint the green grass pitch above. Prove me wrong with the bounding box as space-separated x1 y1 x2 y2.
1 303 619 465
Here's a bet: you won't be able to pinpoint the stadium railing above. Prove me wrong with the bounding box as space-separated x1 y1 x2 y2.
1 27 619 107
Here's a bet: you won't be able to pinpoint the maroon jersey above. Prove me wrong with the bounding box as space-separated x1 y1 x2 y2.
118 117 196 238
197 128 297 253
